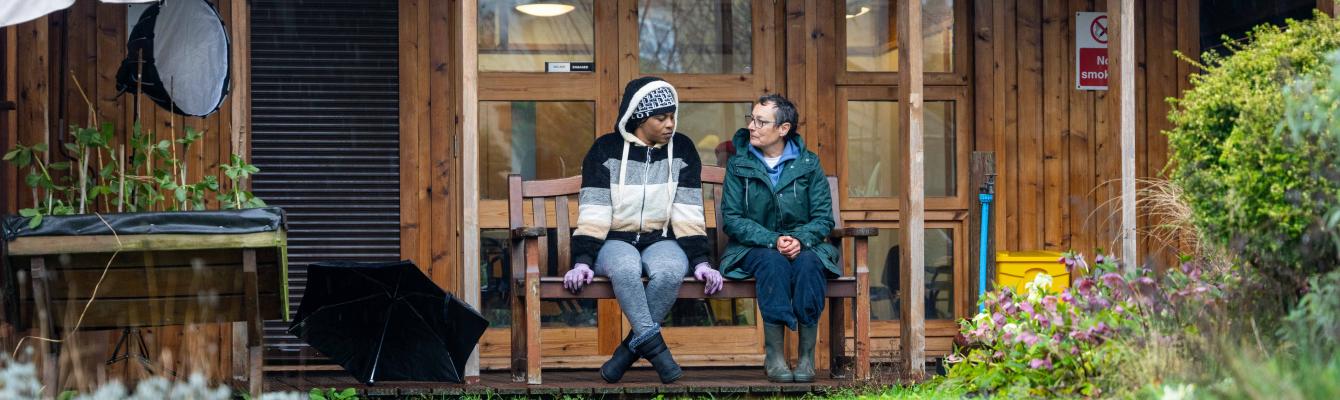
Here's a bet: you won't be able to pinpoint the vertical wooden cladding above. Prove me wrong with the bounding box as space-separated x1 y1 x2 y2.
974 0 1196 267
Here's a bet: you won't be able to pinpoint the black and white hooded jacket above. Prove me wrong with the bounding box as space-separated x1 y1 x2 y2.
571 78 709 268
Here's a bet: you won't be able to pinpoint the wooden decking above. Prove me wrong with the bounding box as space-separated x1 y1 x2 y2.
265 367 878 397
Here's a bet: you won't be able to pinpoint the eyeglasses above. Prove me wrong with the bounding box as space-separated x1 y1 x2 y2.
743 114 776 127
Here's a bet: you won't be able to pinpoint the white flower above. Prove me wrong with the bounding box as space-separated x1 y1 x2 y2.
1160 383 1196 400
1002 323 1021 335
1024 273 1054 301
972 312 993 328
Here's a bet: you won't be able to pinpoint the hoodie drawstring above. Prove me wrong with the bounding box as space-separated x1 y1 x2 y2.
662 136 674 236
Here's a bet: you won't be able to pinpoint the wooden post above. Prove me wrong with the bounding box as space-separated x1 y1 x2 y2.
230 0 254 382
229 0 249 157
31 257 58 398
3 26 16 216
242 249 263 398
968 152 996 311
897 0 927 379
1111 0 1138 271
1321 0 1337 16
459 0 482 383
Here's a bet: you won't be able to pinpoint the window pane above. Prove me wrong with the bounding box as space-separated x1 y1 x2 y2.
845 100 955 198
844 0 954 73
638 0 752 74
846 101 898 197
478 0 595 72
676 102 752 167
480 101 595 200
867 228 955 321
480 229 598 328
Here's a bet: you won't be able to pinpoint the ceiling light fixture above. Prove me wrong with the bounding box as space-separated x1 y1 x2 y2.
516 2 575 17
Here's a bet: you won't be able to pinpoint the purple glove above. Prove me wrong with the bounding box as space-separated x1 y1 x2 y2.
564 263 594 293
694 262 723 295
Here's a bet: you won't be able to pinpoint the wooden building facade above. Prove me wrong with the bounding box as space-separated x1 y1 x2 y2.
1 0 1333 387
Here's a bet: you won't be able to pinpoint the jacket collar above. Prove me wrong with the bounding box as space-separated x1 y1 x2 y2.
728 129 818 190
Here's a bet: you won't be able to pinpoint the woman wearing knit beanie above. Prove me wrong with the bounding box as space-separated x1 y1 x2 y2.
563 76 723 384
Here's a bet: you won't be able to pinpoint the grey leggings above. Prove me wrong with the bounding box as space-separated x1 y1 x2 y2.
593 240 687 346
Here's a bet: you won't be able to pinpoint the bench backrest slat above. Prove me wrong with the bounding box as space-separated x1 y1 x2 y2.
509 165 844 276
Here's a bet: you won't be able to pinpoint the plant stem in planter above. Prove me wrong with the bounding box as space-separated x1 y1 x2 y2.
119 145 126 212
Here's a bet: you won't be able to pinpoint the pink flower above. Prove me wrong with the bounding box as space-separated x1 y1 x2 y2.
1020 301 1036 316
1029 358 1053 369
1101 272 1126 289
1060 290 1075 303
1019 332 1040 346
1094 254 1105 263
993 312 1006 326
993 351 1005 360
1076 278 1096 295
1042 295 1059 312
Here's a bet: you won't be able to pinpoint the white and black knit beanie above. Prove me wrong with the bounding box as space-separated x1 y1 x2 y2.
615 76 679 138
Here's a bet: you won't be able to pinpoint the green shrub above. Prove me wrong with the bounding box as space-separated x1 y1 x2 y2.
1165 12 1340 287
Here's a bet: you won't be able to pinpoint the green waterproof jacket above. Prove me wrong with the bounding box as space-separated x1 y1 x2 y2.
719 128 839 279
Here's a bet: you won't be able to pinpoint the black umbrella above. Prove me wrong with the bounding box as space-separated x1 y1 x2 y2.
288 260 487 384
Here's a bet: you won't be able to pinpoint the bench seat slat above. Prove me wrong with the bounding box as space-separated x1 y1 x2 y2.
533 277 859 299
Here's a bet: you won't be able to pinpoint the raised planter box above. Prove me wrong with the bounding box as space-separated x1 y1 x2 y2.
1 207 290 397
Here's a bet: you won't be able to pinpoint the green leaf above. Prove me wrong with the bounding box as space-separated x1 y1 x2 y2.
19 208 38 217
64 143 80 154
29 214 42 229
2 148 18 161
48 161 70 170
26 171 42 187
100 122 115 142
13 149 31 168
31 143 47 152
174 187 187 203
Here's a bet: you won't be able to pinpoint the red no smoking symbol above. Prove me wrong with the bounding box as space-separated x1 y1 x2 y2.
1090 15 1109 44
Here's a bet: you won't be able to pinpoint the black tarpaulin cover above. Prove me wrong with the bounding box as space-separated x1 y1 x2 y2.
1 207 286 241
288 260 488 384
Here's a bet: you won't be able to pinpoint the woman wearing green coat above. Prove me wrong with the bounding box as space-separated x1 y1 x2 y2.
719 94 838 383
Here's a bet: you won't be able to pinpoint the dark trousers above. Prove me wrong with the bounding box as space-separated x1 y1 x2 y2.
740 247 828 330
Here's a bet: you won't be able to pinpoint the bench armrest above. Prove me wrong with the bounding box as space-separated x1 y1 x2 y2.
510 227 547 239
830 227 878 238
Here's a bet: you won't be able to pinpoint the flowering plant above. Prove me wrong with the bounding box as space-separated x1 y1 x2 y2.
943 253 1141 397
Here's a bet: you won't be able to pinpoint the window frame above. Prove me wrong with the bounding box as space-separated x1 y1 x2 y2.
834 0 971 86
836 85 972 211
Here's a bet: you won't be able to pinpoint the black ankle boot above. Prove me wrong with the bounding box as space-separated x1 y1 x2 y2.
632 332 683 384
599 332 639 383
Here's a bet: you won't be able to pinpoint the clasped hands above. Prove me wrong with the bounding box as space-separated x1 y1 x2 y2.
775 235 802 260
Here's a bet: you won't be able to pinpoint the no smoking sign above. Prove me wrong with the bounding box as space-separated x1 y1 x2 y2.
1076 12 1108 90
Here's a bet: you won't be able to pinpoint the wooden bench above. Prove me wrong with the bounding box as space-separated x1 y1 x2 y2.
507 165 874 384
